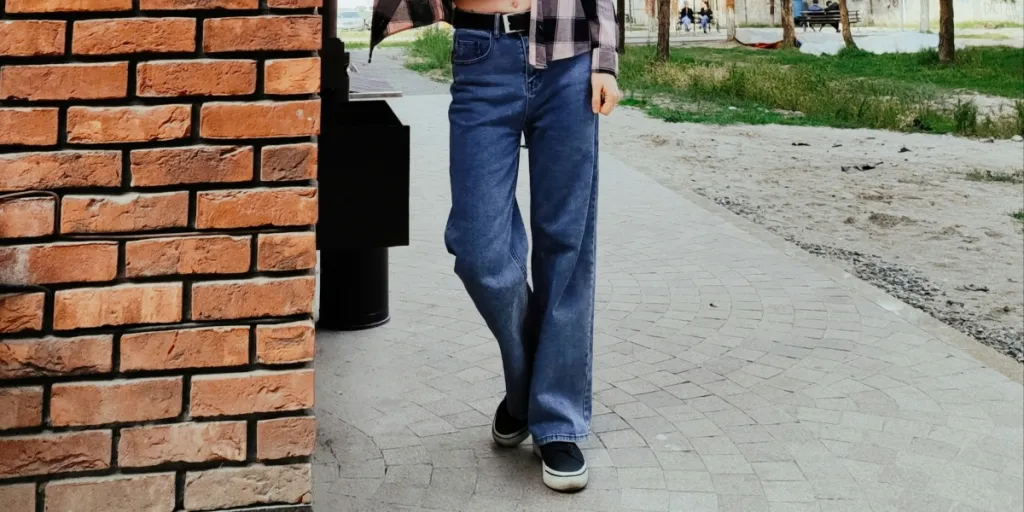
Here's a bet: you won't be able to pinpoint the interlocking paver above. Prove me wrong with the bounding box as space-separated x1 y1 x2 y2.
313 96 1024 511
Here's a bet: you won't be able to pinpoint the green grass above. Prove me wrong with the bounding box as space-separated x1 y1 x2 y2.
405 26 454 78
956 20 1024 29
1012 209 1024 222
958 33 1013 40
965 170 1024 183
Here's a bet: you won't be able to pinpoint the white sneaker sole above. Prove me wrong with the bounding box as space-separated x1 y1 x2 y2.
491 419 529 448
533 444 589 492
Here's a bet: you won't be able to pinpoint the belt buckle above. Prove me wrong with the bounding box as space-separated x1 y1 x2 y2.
501 13 512 33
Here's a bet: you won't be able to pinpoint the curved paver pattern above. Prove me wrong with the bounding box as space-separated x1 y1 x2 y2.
314 96 1024 512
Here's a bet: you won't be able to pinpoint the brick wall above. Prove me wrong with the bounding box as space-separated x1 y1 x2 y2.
0 1 321 510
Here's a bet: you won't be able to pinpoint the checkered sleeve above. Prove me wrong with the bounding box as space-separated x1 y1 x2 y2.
589 0 619 76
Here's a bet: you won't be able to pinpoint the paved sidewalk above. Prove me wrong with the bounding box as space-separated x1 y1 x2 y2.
314 96 1024 512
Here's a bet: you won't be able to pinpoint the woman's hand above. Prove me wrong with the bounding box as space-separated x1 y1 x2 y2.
591 73 621 116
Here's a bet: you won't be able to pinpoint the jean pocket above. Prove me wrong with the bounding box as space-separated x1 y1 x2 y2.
452 29 493 65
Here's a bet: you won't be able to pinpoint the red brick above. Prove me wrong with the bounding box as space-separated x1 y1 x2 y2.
257 232 316 271
53 283 183 331
5 0 131 12
0 62 127 101
137 59 257 97
190 369 314 417
61 192 189 234
121 326 249 371
196 187 317 229
141 0 257 8
184 464 311 510
125 235 251 278
261 143 317 181
256 321 314 364
45 473 175 512
0 242 117 285
0 335 113 380
67 105 191 144
73 18 195 55
265 58 320 95
256 416 316 459
131 146 253 186
0 292 44 334
0 20 65 57
269 0 322 6
119 421 246 467
0 431 111 478
204 16 321 52
0 108 58 146
0 197 55 239
50 378 182 427
0 484 35 512
0 387 43 430
201 100 320 139
0 151 121 193
191 276 315 321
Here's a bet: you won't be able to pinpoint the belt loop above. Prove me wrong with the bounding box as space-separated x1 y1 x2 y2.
493 13 501 34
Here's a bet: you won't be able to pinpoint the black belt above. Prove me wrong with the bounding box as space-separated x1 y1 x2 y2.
451 9 531 34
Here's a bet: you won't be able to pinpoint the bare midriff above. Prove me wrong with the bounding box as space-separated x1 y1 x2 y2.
454 0 532 15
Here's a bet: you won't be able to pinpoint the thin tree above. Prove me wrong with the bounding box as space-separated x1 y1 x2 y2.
726 0 737 41
781 0 796 47
938 0 954 62
657 0 671 60
839 0 856 48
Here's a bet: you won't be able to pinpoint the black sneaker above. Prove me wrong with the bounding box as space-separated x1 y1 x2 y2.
491 397 529 447
533 442 588 492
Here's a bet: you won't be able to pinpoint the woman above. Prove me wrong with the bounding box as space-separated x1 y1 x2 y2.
680 2 696 31
371 0 621 494
698 0 713 33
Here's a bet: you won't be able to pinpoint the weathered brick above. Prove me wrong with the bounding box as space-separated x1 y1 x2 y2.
201 100 320 139
73 18 195 55
0 335 113 380
0 20 65 57
0 62 127 101
0 484 35 512
184 464 312 510
269 0 322 6
0 292 44 334
119 421 246 467
137 59 257 97
5 0 131 12
125 235 251 277
256 321 314 364
265 58 320 95
190 369 314 417
0 431 111 478
196 187 317 229
61 192 189 234
257 416 316 459
0 151 121 193
131 146 253 186
261 143 317 181
0 387 43 430
67 105 191 144
191 276 315 321
53 283 183 331
121 326 249 371
257 232 316 271
141 0 257 8
50 378 182 427
0 242 118 285
45 473 176 512
0 197 54 239
204 16 321 52
0 108 58 146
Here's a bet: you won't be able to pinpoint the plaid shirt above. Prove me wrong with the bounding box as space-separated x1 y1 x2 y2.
370 0 619 76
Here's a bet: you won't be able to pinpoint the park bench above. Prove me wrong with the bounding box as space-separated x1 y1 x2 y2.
797 9 861 32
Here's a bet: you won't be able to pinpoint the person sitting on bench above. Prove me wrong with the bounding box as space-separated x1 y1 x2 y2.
698 1 713 33
679 2 695 31
808 0 823 11
825 0 840 31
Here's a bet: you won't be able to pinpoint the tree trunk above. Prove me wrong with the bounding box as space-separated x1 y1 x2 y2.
726 0 737 41
938 0 954 63
920 0 930 32
781 0 796 47
840 0 856 47
618 0 626 52
657 0 671 60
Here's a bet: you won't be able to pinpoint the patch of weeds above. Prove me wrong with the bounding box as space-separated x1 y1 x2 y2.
1011 209 1024 222
405 26 453 78
953 99 979 135
965 170 1024 183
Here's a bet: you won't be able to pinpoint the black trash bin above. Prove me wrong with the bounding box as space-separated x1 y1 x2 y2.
317 38 410 330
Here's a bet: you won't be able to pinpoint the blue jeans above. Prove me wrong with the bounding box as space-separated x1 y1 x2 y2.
700 15 710 31
445 28 598 446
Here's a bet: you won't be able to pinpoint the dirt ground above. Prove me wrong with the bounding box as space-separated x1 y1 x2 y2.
602 108 1024 361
